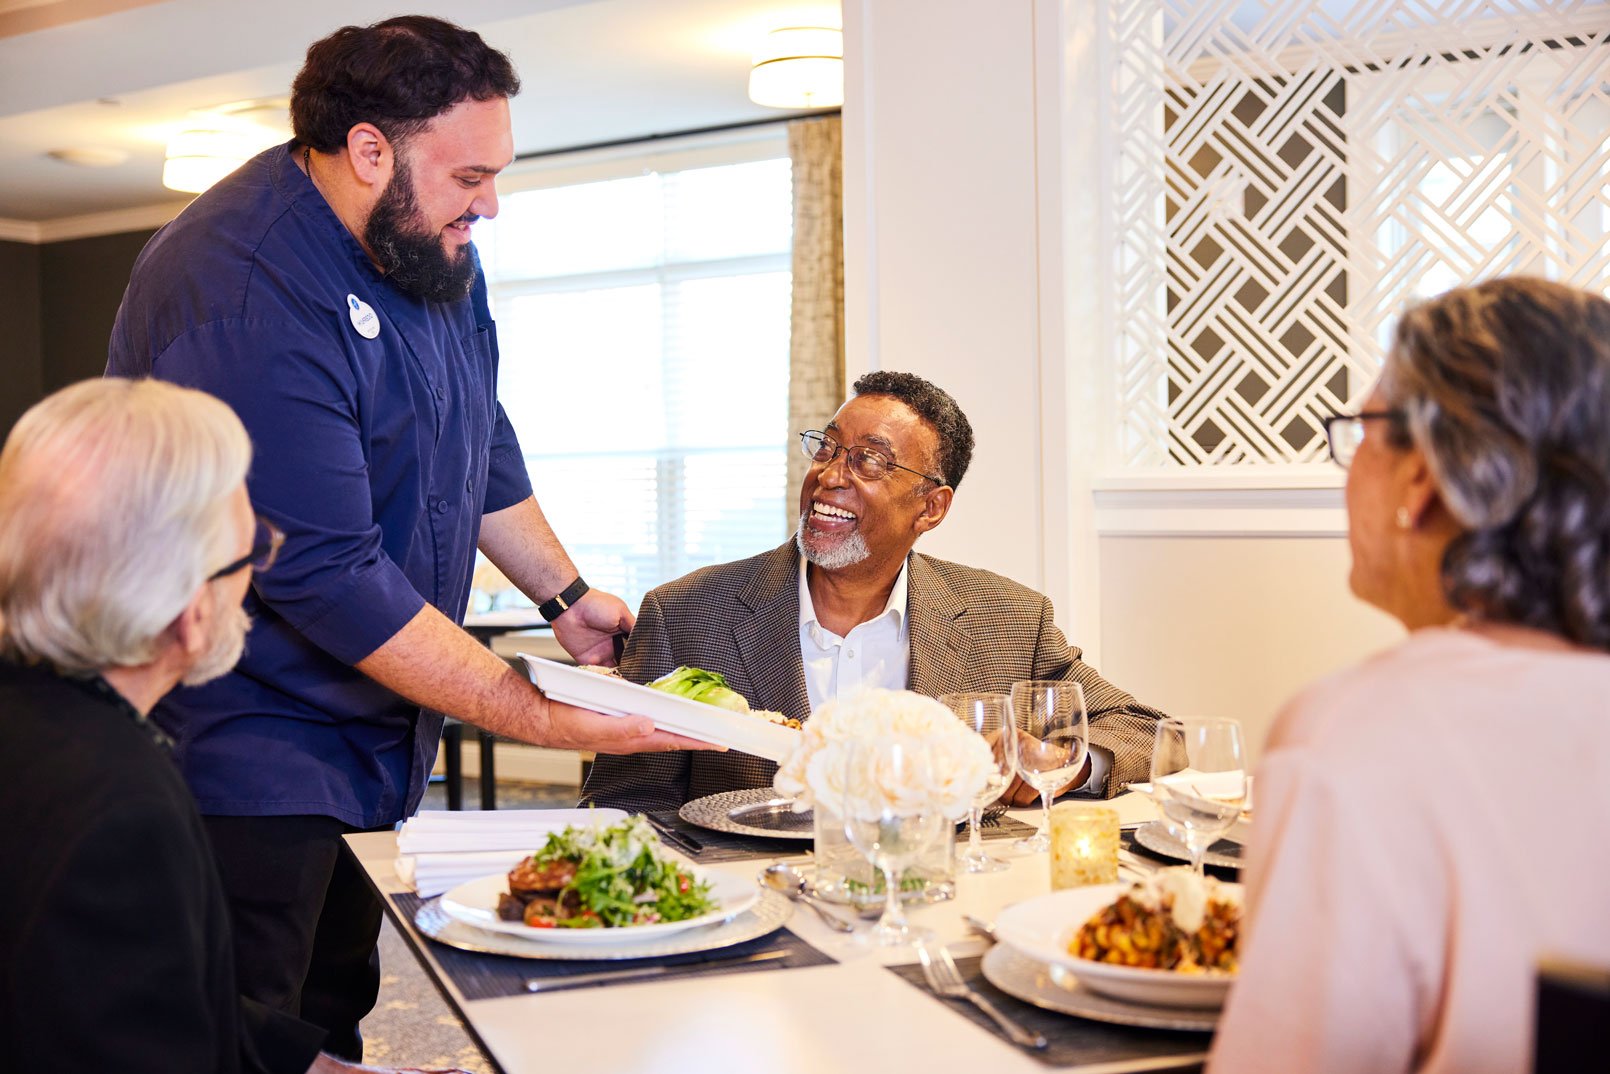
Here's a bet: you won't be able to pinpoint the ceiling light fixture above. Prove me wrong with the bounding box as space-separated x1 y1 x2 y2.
162 128 257 193
161 99 290 194
748 26 843 109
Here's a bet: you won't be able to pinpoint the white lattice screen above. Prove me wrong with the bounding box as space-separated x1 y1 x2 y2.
1107 0 1610 468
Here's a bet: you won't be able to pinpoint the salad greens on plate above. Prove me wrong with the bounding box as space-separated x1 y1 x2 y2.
498 816 715 929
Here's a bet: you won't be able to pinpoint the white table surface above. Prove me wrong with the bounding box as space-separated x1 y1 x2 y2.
346 795 1204 1074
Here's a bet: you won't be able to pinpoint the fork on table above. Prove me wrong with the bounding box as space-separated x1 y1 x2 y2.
916 941 1048 1050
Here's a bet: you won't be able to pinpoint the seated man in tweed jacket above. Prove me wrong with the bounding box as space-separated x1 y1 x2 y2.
582 371 1165 813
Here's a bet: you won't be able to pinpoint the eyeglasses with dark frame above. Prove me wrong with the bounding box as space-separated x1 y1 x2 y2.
207 515 285 581
1322 410 1404 469
798 430 946 486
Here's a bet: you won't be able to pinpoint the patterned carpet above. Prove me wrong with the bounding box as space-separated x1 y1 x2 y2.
360 778 580 1072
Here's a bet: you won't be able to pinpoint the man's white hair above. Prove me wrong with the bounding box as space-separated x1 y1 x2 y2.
0 378 252 675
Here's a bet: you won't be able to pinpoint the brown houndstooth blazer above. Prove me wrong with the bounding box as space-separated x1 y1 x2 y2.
580 542 1166 813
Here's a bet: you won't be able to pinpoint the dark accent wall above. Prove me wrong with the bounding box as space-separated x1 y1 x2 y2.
0 239 43 437
39 229 156 392
0 228 155 440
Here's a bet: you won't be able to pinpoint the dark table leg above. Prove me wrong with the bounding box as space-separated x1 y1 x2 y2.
441 721 463 811
478 730 497 811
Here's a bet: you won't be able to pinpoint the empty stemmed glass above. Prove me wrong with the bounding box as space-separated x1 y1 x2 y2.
1150 718 1248 875
1006 681 1089 853
939 692 1013 873
839 736 946 947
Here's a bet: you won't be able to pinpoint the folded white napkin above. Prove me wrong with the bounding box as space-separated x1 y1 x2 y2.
395 808 627 897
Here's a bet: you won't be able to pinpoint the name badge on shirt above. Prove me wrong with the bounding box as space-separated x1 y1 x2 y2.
346 294 380 339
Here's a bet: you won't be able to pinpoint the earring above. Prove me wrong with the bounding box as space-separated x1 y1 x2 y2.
1396 506 1411 530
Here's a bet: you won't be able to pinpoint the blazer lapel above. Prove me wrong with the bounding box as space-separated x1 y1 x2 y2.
906 553 976 699
732 543 813 722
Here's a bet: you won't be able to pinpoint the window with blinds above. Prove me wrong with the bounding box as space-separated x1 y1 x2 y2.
475 145 794 614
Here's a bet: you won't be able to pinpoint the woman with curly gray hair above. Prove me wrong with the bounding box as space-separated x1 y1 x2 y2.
1210 277 1610 1074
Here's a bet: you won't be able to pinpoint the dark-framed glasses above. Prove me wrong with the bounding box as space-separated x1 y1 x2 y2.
798 430 945 486
208 515 285 581
1322 410 1404 469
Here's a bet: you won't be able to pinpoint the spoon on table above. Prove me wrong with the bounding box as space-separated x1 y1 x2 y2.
760 864 857 933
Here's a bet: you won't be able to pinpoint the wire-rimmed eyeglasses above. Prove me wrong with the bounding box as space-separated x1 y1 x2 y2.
1322 410 1403 469
207 515 285 581
798 430 945 486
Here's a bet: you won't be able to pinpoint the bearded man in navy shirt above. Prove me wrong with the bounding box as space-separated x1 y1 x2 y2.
107 16 706 1058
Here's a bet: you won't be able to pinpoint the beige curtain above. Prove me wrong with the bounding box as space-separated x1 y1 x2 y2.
785 115 846 517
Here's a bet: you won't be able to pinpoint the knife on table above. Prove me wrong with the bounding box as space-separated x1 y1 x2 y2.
525 947 791 993
645 814 704 854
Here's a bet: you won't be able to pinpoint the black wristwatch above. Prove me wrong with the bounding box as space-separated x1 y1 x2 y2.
538 577 589 622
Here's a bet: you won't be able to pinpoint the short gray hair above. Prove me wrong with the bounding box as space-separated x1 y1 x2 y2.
1381 276 1610 650
0 378 252 674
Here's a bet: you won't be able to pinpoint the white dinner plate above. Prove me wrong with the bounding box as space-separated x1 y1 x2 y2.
439 868 759 945
416 889 793 961
519 654 802 762
980 944 1220 1033
995 883 1239 1009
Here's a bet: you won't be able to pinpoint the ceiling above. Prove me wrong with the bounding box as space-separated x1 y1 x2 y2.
0 0 840 223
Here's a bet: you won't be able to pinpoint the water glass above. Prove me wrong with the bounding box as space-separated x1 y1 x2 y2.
939 692 1012 873
1007 681 1089 853
1150 717 1247 874
840 737 946 947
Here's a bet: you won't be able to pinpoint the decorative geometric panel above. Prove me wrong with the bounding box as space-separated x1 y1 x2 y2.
1106 0 1610 467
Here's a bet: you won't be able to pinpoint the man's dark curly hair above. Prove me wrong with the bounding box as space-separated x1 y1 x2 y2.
291 15 520 153
1381 276 1610 651
851 371 975 490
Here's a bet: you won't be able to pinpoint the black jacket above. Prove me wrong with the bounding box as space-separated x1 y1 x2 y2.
0 660 325 1073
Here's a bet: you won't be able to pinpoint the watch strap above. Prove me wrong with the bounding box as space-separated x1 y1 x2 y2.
538 577 589 622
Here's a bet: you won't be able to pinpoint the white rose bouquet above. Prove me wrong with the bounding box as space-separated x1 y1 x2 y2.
773 688 995 820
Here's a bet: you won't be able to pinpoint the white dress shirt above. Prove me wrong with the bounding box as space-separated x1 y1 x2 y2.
798 556 910 712
796 553 1104 793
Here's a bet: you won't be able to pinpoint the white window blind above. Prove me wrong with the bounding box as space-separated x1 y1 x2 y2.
475 149 794 613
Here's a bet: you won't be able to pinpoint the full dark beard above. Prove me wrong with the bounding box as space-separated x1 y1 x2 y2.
363 162 476 303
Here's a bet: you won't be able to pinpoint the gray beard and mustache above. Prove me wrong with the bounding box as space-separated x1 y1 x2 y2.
796 512 871 570
181 599 251 687
364 160 477 304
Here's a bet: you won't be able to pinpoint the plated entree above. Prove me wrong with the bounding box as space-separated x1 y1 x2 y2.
495 817 715 929
650 666 803 729
576 663 803 729
1072 868 1240 974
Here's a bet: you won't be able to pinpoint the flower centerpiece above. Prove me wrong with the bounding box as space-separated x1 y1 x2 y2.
773 688 996 906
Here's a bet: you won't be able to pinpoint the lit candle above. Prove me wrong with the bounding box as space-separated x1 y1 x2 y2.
1049 803 1120 888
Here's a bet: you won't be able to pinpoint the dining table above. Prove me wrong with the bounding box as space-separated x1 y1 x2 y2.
346 794 1221 1074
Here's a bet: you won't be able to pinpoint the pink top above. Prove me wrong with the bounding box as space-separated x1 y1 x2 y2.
1208 627 1610 1074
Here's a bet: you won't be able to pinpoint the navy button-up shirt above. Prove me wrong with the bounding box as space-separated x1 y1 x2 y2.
107 143 533 827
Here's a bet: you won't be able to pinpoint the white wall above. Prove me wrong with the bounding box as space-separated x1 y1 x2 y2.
1100 535 1402 762
840 0 1403 755
842 0 1076 628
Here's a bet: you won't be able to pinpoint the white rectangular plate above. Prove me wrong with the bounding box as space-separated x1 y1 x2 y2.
518 654 802 763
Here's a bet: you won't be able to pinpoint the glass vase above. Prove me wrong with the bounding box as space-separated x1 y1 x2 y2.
810 802 955 909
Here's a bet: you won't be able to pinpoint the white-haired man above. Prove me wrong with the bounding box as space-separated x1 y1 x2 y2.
0 379 430 1073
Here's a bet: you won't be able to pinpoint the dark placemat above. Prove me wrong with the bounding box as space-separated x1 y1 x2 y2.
1121 830 1240 882
888 955 1209 1071
392 892 835 1001
648 810 1037 864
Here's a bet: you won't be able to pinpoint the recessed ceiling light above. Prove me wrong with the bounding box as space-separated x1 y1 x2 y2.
47 147 130 168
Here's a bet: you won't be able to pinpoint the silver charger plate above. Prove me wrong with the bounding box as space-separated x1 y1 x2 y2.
680 787 815 839
980 944 1220 1033
414 888 794 961
1133 819 1243 870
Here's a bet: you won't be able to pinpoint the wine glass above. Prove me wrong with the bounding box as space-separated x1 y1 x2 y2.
839 736 946 947
1150 718 1248 875
1006 681 1089 853
939 692 1013 873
